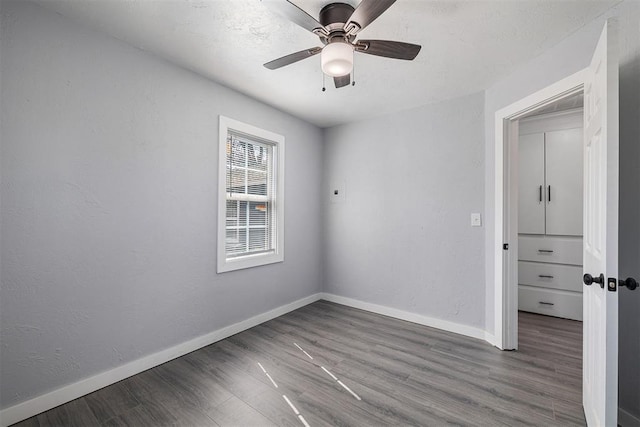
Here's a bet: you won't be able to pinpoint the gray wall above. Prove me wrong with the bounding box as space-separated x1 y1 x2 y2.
0 0 323 409
323 93 486 330
618 3 640 417
483 0 640 418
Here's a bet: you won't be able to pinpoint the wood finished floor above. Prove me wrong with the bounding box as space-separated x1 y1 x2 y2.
13 301 584 426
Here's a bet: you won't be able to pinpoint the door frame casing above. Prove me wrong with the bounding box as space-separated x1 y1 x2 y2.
493 69 586 350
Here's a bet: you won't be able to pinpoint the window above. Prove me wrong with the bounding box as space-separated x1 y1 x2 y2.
217 116 284 272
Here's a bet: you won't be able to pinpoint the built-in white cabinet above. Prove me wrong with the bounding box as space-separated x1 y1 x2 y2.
518 235 583 320
517 110 583 321
518 128 583 236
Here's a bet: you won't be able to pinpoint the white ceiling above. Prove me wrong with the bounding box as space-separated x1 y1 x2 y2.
35 0 619 128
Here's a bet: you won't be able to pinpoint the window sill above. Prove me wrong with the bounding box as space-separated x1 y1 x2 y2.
217 251 284 273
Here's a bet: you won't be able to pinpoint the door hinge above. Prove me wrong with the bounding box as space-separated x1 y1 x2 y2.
607 278 617 292
503 243 509 250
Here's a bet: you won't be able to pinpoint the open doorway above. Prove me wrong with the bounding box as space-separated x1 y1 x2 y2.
493 70 586 351
515 94 584 324
500 89 585 352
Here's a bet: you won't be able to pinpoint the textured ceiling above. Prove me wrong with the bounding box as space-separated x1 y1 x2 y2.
35 0 619 128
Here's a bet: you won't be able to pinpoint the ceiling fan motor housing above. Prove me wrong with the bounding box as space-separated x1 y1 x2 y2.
319 2 357 43
319 3 355 27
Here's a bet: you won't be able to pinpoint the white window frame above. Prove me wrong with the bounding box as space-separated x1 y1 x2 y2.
217 116 285 273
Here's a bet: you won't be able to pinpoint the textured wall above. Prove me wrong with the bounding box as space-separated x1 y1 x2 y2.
483 0 640 418
0 0 323 409
323 92 486 330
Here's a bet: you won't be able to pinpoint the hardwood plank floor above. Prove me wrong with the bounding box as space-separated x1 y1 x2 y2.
12 301 584 426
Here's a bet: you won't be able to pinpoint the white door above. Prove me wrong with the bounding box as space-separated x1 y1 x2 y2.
582 19 619 427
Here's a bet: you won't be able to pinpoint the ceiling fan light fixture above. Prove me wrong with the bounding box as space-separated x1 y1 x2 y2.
321 41 353 77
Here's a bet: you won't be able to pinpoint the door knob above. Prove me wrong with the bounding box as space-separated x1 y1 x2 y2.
583 273 605 288
619 277 638 290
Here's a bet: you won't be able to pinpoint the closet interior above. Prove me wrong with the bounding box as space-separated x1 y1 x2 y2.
516 93 584 321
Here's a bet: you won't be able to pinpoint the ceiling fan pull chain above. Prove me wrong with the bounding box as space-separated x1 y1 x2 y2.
322 72 326 92
352 57 356 86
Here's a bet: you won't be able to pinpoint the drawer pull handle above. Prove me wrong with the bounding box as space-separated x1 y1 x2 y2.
539 301 555 306
538 275 554 279
538 249 554 253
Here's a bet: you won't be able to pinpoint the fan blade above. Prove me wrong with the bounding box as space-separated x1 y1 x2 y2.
261 0 326 34
264 47 322 70
355 40 421 60
345 0 396 34
334 74 351 88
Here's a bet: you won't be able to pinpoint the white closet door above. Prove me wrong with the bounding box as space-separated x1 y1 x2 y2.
518 133 545 234
545 128 583 236
583 19 619 426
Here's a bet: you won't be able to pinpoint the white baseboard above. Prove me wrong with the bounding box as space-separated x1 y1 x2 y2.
620 407 640 427
483 332 498 347
0 293 322 427
319 293 488 342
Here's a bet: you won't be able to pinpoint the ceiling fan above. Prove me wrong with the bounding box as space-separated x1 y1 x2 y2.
261 0 421 89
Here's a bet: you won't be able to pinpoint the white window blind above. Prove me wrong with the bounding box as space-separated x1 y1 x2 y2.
217 116 284 273
225 132 277 258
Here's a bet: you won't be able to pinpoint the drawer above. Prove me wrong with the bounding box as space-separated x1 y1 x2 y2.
518 261 583 292
518 285 582 321
518 235 582 265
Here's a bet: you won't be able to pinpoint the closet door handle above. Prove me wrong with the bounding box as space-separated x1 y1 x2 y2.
548 185 551 202
539 185 543 202
538 275 554 279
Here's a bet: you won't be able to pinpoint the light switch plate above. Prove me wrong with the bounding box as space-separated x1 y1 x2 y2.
471 213 482 227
